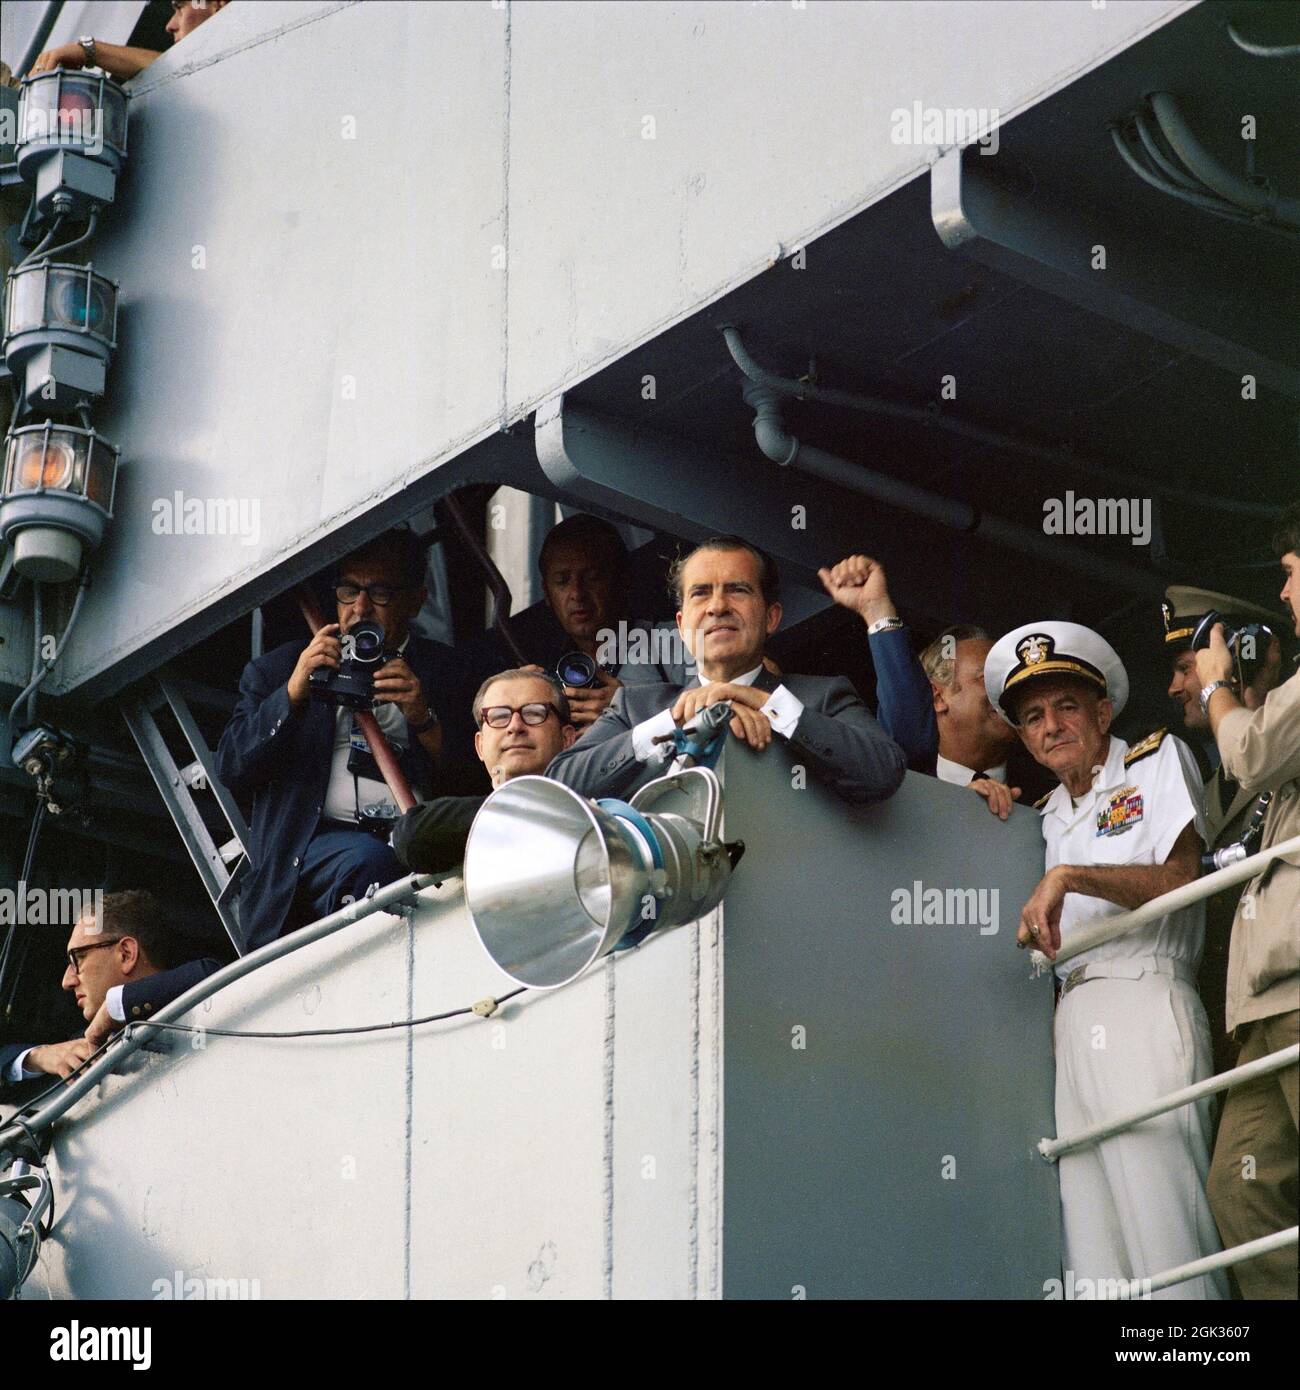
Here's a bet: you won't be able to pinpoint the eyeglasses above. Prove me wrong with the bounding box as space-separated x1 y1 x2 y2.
66 938 122 975
333 581 411 607
479 703 558 730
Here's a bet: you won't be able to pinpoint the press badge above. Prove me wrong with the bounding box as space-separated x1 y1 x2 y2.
1097 785 1144 837
345 718 381 783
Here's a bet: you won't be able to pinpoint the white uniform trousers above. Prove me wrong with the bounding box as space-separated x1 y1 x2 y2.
1054 968 1228 1299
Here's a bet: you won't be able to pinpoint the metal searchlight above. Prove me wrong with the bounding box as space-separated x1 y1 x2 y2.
465 766 741 990
0 421 119 582
4 260 119 413
15 69 128 222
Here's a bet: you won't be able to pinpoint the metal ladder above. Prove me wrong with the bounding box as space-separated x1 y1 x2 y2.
121 673 251 955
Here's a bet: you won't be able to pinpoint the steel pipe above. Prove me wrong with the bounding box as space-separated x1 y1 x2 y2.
723 323 1278 516
740 382 1168 599
1094 1227 1300 1299
1149 91 1300 227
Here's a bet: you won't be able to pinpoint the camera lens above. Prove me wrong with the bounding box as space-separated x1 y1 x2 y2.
349 620 387 664
556 651 599 688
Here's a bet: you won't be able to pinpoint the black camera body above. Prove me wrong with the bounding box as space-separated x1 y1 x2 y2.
309 619 393 710
1191 611 1278 688
556 650 601 689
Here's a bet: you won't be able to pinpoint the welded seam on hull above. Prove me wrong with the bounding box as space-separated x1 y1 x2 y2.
131 2 361 98
710 912 723 1297
403 913 415 1299
499 2 512 426
602 954 615 1299
688 917 701 1297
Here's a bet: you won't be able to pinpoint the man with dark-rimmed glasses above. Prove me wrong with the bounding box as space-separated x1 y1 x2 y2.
2 891 185 1084
390 669 578 874
212 529 476 961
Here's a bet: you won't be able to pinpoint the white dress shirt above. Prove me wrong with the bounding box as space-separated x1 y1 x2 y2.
936 754 1006 787
631 665 805 764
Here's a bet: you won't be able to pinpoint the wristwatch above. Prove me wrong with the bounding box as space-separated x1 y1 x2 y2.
1199 679 1233 714
78 35 97 66
867 616 905 636
407 706 439 735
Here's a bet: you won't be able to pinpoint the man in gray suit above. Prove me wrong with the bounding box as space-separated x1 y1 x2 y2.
545 536 907 805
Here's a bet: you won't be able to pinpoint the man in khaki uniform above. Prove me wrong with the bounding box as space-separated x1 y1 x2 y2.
1196 501 1300 1300
1164 587 1285 1076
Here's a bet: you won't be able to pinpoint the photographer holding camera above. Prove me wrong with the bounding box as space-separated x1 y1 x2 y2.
1195 500 1300 1300
214 529 472 954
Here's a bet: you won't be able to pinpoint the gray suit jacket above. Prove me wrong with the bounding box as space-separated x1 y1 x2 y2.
545 667 907 805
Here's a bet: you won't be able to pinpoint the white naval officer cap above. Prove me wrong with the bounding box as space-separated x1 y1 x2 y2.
985 621 1129 726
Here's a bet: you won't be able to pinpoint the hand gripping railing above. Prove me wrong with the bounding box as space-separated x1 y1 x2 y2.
1031 830 1300 1296
0 872 442 1168
1030 831 1300 973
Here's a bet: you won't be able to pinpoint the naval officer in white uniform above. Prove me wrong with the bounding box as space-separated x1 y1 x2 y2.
986 622 1227 1299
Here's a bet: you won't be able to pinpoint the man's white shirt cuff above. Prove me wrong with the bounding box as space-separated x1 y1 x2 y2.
6 1048 36 1082
762 684 804 739
106 985 126 1023
632 708 678 762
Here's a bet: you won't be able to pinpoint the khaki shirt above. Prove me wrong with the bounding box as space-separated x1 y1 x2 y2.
1218 666 1300 1031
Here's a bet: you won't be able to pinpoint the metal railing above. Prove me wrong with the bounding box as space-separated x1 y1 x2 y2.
0 871 446 1166
1033 829 1300 1297
1031 831 1300 971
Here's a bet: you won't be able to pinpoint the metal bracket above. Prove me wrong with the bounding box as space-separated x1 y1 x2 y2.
930 145 1300 401
631 765 722 843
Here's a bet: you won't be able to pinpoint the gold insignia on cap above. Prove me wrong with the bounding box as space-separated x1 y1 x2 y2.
1018 633 1052 666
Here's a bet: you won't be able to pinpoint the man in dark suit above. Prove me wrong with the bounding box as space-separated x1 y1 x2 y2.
5 890 186 1070
213 528 478 939
390 667 578 873
545 536 907 805
114 531 478 1021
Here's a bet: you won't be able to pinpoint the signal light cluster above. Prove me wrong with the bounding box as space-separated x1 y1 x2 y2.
1 68 129 585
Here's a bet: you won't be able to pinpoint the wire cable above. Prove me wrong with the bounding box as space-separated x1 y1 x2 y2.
17 216 64 269
125 987 528 1042
37 212 98 262
8 568 91 728
0 801 48 1019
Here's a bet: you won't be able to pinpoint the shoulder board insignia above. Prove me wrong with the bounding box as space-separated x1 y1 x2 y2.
1124 728 1168 767
1034 792 1053 810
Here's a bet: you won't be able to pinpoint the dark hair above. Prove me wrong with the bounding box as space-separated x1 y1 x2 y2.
538 514 629 579
472 668 573 728
340 528 427 589
667 536 780 606
1273 500 1300 560
93 890 185 970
